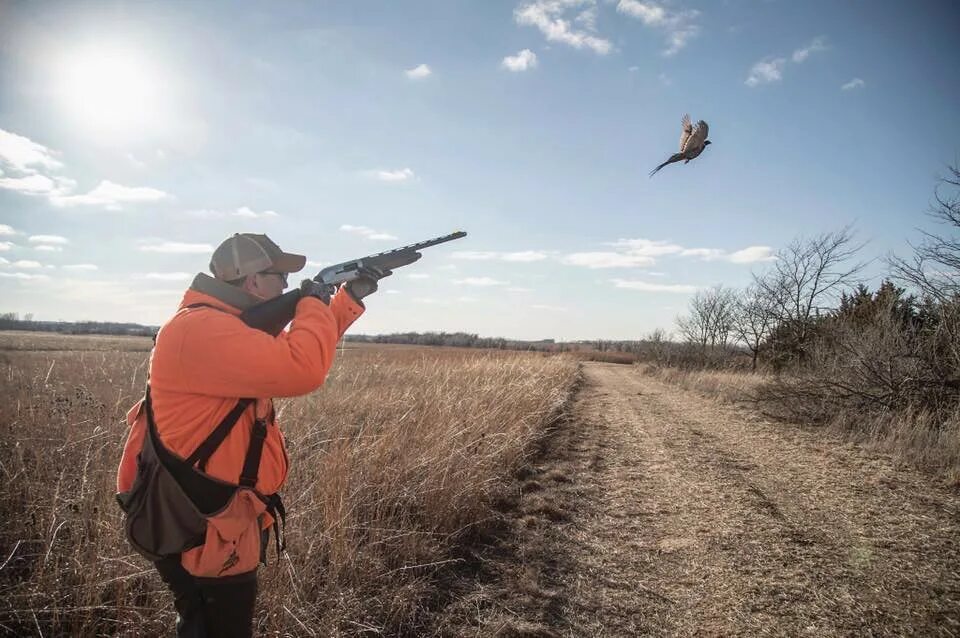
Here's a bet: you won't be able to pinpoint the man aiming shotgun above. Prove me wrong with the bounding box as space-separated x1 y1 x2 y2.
116 230 465 637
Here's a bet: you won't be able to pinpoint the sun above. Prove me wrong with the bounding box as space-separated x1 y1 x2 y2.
56 45 169 143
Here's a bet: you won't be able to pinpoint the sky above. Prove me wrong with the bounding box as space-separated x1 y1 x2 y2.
0 0 958 341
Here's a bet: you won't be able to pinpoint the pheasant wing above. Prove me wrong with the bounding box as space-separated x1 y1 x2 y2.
685 120 709 152
678 114 693 152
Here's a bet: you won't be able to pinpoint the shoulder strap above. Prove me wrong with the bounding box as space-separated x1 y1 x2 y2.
185 398 255 472
239 418 268 488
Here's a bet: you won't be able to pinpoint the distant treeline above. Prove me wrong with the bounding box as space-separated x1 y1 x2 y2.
0 314 159 337
0 315 646 354
343 331 659 354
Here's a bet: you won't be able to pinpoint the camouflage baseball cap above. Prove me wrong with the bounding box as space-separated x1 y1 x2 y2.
209 233 306 281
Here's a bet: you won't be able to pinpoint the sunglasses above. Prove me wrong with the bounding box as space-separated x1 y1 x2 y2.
260 270 289 286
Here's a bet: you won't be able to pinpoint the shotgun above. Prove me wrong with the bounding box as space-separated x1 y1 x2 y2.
240 231 467 335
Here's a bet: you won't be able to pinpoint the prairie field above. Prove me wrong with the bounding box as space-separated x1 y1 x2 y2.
0 332 579 636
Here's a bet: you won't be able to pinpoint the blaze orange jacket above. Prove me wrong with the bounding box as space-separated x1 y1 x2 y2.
118 280 363 577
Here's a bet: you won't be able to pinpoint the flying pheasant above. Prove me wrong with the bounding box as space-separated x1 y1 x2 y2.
650 114 711 177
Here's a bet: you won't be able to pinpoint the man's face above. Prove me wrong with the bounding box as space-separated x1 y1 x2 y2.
246 271 288 301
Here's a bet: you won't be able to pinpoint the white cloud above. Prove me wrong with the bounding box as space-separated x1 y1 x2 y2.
562 252 656 268
611 278 697 293
139 241 213 254
452 250 548 262
454 277 509 286
34 245 62 252
0 224 17 236
607 238 684 257
405 64 432 79
515 1 613 55
747 37 828 88
616 0 700 56
374 168 415 182
745 57 786 87
567 237 776 268
234 206 279 219
51 180 170 209
0 242 14 251
0 271 50 280
29 234 69 245
617 0 666 24
63 264 98 271
407 273 430 279
0 174 59 194
0 129 63 173
142 272 193 281
792 36 827 63
727 246 775 263
841 77 865 91
7 260 43 269
339 225 398 241
507 286 533 292
502 49 539 72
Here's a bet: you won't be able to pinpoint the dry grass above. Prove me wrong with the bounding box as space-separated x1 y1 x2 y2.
0 332 579 636
637 363 767 404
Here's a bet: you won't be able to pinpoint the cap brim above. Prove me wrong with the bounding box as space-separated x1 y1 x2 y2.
272 252 307 273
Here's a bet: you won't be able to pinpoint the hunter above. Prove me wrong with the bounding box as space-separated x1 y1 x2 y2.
116 233 388 637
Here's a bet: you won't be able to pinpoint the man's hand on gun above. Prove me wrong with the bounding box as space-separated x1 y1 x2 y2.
299 279 335 305
345 265 392 301
300 265 391 305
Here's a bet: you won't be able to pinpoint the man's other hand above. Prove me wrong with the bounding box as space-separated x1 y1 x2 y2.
300 279 335 305
346 265 392 301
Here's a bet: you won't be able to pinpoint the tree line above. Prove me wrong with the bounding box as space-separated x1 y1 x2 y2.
667 167 960 428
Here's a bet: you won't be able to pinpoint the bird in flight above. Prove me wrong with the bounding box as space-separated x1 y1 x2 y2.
650 114 711 177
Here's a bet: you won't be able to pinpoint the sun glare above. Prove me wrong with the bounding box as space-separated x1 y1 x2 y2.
56 45 169 143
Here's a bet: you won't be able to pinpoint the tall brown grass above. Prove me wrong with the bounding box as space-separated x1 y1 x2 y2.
0 335 579 636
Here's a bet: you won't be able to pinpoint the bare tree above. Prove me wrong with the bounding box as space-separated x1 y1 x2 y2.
731 284 778 371
755 226 866 362
888 165 960 303
676 285 738 362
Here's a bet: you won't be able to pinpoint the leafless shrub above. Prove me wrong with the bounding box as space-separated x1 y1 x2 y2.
756 226 866 368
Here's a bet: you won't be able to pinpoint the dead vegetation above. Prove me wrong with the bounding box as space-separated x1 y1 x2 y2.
0 333 578 636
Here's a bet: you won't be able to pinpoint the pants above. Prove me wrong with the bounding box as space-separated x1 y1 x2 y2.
154 556 258 638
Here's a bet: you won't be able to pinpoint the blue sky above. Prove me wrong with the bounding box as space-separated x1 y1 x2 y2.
1 0 958 340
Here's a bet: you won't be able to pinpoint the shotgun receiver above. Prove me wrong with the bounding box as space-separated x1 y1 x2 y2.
240 231 467 335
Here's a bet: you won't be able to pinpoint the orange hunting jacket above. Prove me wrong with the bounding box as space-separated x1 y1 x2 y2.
118 282 363 577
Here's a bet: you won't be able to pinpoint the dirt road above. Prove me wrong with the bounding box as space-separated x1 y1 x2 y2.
435 363 960 637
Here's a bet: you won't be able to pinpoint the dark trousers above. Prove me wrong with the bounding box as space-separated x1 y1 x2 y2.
154 557 258 638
